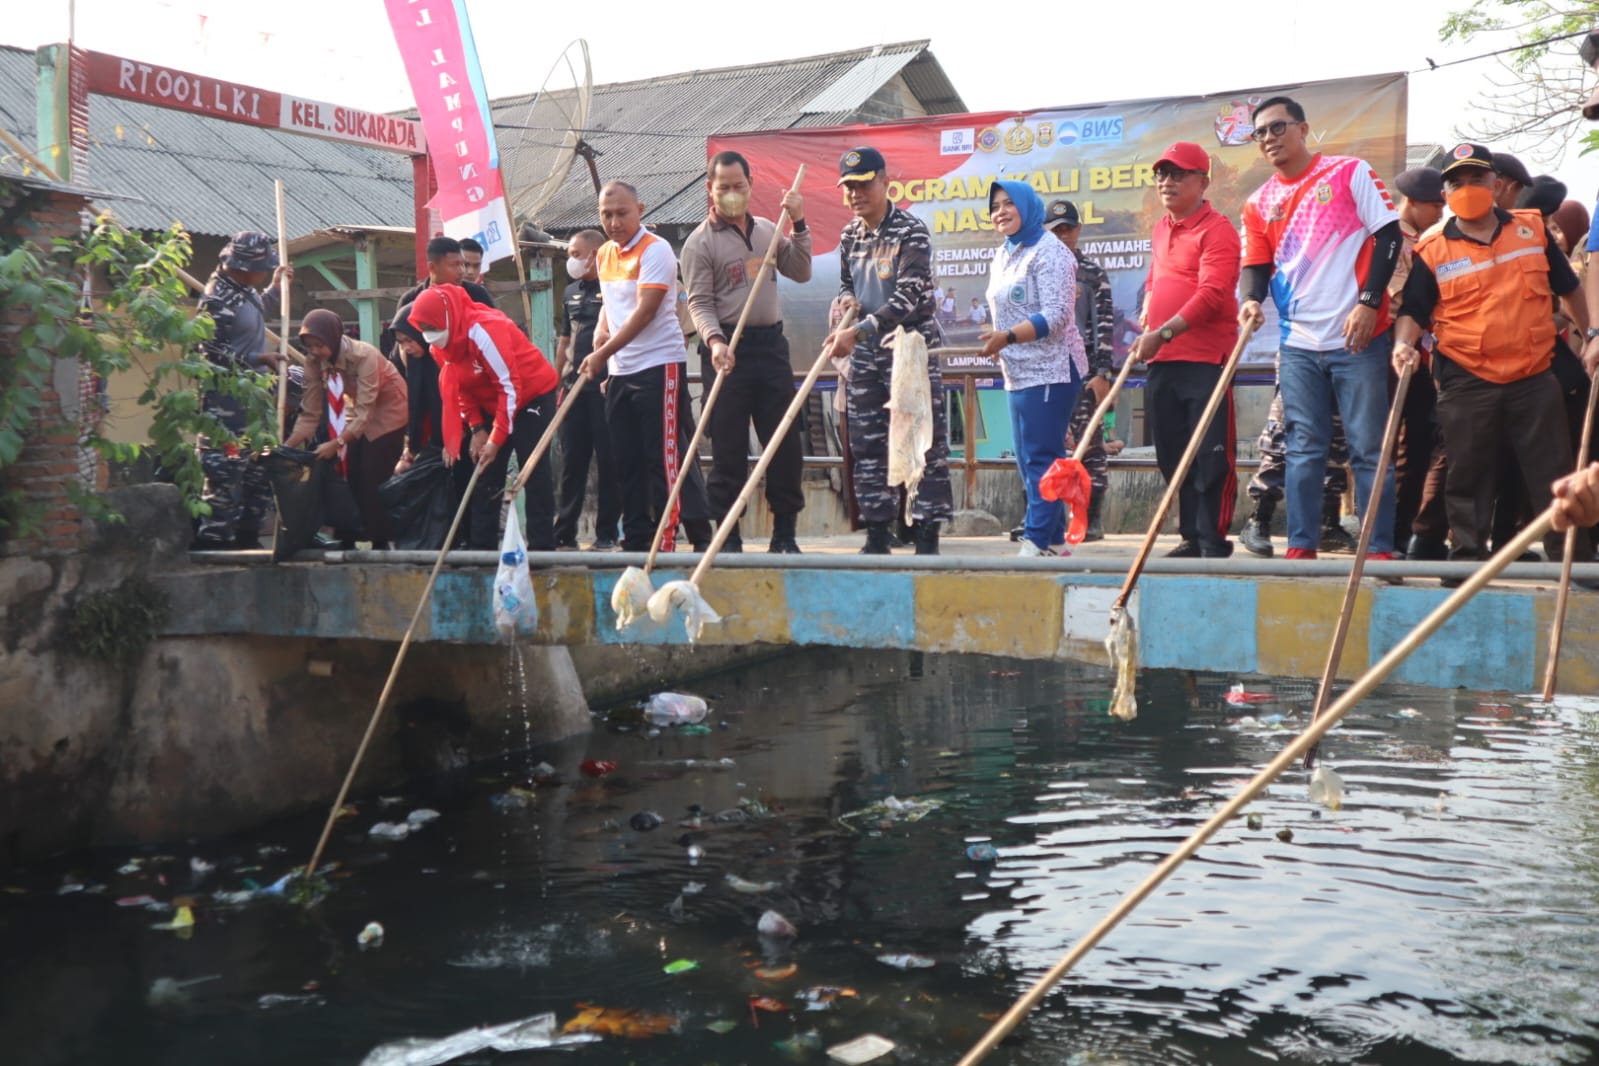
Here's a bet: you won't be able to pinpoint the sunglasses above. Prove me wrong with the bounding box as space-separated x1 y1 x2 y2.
1251 119 1295 142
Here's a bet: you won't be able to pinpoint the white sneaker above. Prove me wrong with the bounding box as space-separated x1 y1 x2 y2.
1018 541 1056 557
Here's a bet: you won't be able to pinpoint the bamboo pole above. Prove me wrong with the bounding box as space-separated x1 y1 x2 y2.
1070 354 1139 463
1303 356 1413 769
1540 374 1599 699
954 508 1556 1066
643 165 806 573
274 179 291 439
1113 322 1256 611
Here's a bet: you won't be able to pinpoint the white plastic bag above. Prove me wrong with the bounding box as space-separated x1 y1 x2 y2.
643 691 709 726
493 505 536 640
612 565 653 629
646 579 722 643
885 327 932 523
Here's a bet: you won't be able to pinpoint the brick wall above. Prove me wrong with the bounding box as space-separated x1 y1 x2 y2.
1 182 91 556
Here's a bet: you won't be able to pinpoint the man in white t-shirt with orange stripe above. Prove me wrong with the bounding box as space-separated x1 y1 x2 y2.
579 181 713 552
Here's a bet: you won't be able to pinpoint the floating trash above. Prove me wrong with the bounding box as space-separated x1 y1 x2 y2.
258 992 325 1010
705 1019 738 1035
876 953 935 970
663 958 698 974
629 811 663 832
1395 707 1422 718
561 1004 679 1039
725 873 780 895
798 986 857 1011
1276 828 1294 843
749 996 788 1013
643 692 709 726
152 906 196 934
489 788 536 812
146 974 219 1008
117 859 144 875
965 843 999 862
755 962 798 981
1225 683 1275 707
368 822 410 841
757 909 798 938
363 1012 599 1065
827 1033 897 1065
775 1030 824 1058
1246 813 1264 831
358 921 385 947
1308 764 1345 812
579 760 617 777
405 809 441 828
840 795 943 830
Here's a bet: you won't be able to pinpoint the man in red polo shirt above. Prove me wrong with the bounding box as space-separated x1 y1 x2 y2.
1129 141 1243 557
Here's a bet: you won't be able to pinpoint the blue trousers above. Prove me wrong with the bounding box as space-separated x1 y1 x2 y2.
1279 331 1396 553
1009 380 1080 549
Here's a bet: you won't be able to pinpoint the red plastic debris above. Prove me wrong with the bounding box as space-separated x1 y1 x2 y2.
1039 459 1093 544
580 760 618 778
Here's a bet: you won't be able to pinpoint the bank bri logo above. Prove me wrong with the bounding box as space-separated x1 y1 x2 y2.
1054 117 1125 146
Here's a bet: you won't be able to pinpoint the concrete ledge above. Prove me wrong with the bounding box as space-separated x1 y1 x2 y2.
154 561 1598 694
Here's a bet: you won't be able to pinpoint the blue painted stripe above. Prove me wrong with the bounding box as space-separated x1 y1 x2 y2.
1368 588 1535 691
1139 576 1258 673
785 571 917 649
591 570 693 646
430 570 499 644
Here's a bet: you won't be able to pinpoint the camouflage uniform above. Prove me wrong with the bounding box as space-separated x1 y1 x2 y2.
839 204 953 525
1065 247 1115 494
1247 384 1348 509
193 231 279 548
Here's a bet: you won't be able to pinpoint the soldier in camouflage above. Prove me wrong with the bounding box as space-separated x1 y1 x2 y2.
192 230 292 549
1046 201 1115 539
822 146 953 555
1240 382 1355 557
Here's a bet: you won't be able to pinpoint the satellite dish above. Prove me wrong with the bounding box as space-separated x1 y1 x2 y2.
502 39 593 228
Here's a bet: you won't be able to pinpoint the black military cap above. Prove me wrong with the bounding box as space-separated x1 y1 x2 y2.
1394 167 1443 204
1045 200 1080 229
837 146 885 185
1491 150 1533 187
1441 143 1494 179
220 230 279 271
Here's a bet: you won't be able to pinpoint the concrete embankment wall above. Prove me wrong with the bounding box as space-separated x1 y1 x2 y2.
0 486 777 863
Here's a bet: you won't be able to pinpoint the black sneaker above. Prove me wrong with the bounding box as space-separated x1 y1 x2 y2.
555 540 579 552
590 537 618 552
1200 540 1234 558
1320 522 1358 553
1009 524 1025 543
768 535 801 554
1406 534 1448 561
1241 520 1273 558
1165 540 1201 558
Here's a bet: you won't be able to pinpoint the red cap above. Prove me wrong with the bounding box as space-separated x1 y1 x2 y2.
1155 141 1211 175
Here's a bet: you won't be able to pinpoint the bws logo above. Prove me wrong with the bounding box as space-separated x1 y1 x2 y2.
1056 117 1124 146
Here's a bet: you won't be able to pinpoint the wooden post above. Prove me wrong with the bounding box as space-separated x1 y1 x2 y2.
963 370 979 505
352 235 380 344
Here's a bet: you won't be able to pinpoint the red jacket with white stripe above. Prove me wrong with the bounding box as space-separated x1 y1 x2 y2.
409 284 557 459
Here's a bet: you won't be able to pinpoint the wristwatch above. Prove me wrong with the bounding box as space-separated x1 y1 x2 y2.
1586 327 1599 340
853 321 873 343
1357 291 1382 308
1004 328 1018 345
1158 327 1175 342
470 423 489 435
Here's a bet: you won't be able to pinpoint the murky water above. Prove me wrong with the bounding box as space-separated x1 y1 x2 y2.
4 650 1599 1066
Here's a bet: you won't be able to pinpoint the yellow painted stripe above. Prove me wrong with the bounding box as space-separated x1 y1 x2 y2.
915 574 1062 659
1256 580 1372 680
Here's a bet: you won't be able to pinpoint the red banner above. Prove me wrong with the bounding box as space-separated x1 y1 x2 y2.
82 51 425 154
384 0 514 263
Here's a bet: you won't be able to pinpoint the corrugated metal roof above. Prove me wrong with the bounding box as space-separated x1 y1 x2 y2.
515 40 965 232
0 44 413 239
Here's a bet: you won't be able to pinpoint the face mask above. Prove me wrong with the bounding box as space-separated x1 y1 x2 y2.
422 328 449 346
715 190 749 217
1447 185 1495 222
566 256 592 277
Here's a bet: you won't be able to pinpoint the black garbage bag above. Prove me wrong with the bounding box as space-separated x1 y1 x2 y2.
263 446 365 560
264 446 322 561
379 447 456 551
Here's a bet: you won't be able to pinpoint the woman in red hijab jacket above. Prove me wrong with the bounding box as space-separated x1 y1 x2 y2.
408 284 558 550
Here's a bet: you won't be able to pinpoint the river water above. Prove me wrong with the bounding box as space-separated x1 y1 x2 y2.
4 650 1598 1065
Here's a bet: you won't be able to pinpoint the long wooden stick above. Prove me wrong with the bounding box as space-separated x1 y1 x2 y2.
508 375 589 498
688 312 854 586
1540 374 1599 699
274 179 291 439
1303 358 1413 769
1112 322 1256 610
304 456 486 878
643 165 806 573
1069 353 1139 463
955 507 1554 1066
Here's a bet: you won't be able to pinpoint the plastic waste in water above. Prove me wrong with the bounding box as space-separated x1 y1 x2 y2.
725 873 780 894
368 822 411 841
965 843 999 862
827 1033 897 1065
629 811 663 832
757 909 798 938
875 953 934 970
358 921 385 947
360 1012 598 1066
1308 764 1345 811
406 809 441 828
643 692 709 726
611 566 653 629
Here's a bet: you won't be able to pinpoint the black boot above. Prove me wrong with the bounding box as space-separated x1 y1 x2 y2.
860 522 893 555
1320 504 1356 553
912 521 940 556
685 518 713 553
768 513 801 554
1241 498 1274 558
1083 486 1105 542
720 520 743 554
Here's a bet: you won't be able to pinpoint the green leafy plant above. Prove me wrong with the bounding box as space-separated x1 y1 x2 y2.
64 577 169 662
0 217 278 540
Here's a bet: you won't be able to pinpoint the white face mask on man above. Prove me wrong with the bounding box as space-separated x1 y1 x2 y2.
567 255 592 277
422 328 449 346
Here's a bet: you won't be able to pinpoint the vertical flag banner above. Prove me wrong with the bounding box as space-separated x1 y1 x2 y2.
386 0 515 263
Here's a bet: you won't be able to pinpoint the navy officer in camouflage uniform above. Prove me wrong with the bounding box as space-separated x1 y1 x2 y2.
821 146 953 555
192 230 292 549
1240 385 1354 556
1046 200 1116 540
